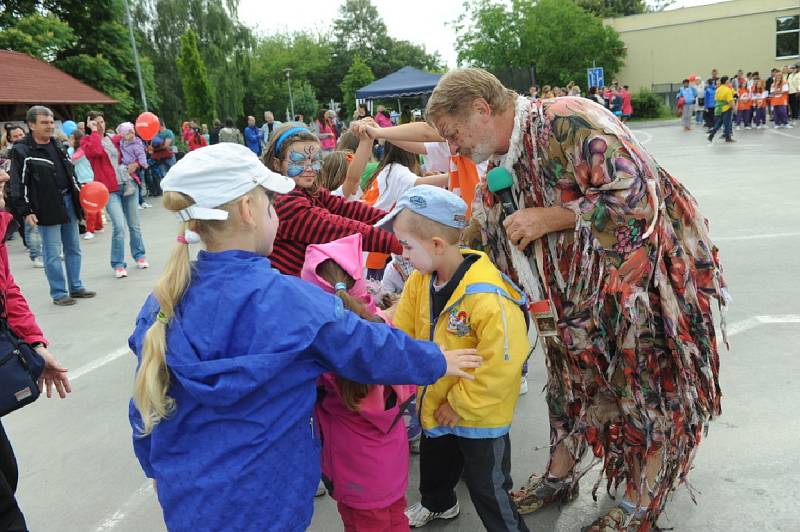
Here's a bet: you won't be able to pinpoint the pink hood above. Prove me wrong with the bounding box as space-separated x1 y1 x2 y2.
301 233 378 315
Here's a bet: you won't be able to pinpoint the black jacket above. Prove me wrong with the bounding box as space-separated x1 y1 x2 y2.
9 133 83 226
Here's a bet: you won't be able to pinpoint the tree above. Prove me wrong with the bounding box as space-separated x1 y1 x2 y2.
332 0 443 81
576 0 645 18
292 81 320 121
132 0 255 127
0 14 75 61
177 29 215 124
339 55 375 117
455 0 627 88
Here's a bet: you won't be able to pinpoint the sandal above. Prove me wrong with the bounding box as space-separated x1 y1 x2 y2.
581 505 646 532
511 474 579 515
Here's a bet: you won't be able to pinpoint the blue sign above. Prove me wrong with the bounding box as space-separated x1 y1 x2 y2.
587 67 605 89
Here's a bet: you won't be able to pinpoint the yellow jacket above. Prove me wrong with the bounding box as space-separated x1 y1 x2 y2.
393 250 530 438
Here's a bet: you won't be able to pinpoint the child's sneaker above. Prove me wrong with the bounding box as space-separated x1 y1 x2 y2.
405 501 459 528
136 258 150 269
83 231 94 240
115 267 128 279
32 257 44 268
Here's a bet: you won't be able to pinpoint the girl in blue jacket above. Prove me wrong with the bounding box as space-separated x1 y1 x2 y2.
127 143 481 532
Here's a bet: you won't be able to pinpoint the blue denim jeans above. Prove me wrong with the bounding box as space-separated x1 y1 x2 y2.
106 190 146 269
38 195 84 300
709 109 733 140
24 222 42 260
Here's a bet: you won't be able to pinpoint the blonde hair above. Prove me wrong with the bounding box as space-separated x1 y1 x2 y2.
425 68 516 125
133 188 263 435
396 209 462 245
318 151 349 191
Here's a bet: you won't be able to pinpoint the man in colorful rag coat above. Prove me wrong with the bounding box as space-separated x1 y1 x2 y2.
425 68 729 531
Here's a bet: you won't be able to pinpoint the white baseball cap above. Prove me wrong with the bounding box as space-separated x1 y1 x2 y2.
161 143 295 221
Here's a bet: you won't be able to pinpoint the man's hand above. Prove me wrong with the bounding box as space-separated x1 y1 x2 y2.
503 206 576 251
35 346 71 399
434 401 461 428
25 214 38 226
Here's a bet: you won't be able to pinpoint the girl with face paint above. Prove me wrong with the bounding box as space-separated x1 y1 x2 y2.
261 123 404 277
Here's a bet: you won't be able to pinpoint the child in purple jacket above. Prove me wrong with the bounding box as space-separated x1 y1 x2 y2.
117 122 149 207
301 233 415 531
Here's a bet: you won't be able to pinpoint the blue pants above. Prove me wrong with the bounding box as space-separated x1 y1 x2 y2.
107 191 146 269
708 109 733 141
38 195 84 300
23 222 42 261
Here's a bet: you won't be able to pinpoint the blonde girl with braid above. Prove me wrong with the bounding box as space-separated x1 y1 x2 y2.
127 143 483 531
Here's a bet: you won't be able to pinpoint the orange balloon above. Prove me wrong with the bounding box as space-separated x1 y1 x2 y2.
135 111 160 141
79 182 110 213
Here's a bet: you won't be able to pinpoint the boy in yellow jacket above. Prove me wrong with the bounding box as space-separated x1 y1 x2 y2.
378 185 530 531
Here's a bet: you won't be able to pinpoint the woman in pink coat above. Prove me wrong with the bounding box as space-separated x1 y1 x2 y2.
301 233 414 532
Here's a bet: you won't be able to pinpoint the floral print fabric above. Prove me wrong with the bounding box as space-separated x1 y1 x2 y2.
476 96 729 526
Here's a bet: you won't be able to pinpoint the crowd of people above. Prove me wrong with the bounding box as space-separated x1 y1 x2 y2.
0 66 730 532
529 80 635 120
675 63 800 143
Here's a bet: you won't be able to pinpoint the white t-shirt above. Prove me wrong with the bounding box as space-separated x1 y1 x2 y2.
371 163 419 211
331 185 362 201
422 141 489 175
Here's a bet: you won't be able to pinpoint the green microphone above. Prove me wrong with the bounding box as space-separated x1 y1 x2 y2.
486 167 516 217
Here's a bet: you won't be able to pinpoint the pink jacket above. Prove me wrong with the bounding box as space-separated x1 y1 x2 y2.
0 212 46 345
302 234 415 508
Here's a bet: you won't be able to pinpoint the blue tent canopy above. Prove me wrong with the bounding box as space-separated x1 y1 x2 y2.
355 66 443 100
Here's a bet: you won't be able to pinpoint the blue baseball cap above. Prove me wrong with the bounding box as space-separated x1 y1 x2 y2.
377 184 467 233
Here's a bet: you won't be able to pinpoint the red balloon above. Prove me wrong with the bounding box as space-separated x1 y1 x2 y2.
79 182 110 213
135 111 160 141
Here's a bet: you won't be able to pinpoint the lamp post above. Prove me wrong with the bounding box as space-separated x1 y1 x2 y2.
122 0 148 111
284 68 295 120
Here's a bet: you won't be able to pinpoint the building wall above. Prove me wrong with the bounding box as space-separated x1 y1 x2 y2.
605 0 800 91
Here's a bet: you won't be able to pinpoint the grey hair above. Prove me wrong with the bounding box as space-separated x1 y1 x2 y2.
25 105 53 125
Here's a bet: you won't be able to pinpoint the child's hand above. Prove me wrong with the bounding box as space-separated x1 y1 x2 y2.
442 348 481 380
435 401 460 428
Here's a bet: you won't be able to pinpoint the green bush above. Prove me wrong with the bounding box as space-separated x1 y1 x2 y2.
631 89 669 119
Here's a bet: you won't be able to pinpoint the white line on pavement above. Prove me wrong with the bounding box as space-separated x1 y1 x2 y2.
714 231 800 241
767 128 800 140
629 130 652 145
727 315 800 337
69 346 132 382
94 480 154 532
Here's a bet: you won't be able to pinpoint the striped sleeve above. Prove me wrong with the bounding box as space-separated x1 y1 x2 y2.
273 191 401 267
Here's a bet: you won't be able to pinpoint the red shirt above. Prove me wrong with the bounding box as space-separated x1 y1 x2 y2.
80 131 120 193
271 187 401 276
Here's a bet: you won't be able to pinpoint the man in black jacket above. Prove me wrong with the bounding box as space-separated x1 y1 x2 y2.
9 106 95 306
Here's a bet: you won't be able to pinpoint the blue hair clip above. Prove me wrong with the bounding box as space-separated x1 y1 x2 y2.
275 127 311 155
334 282 348 292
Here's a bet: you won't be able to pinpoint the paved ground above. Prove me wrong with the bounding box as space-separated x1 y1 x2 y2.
3 122 799 532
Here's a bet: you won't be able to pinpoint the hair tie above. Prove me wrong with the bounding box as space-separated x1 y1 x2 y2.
275 127 311 155
156 311 169 324
334 282 348 292
177 229 201 245
176 235 189 245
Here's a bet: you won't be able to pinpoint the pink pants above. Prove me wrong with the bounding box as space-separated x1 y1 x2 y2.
337 496 409 532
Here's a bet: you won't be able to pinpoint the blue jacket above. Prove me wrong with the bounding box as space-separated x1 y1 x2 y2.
128 250 445 531
677 86 697 105
244 125 263 156
704 86 716 109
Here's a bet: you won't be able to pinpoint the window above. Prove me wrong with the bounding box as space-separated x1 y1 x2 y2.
776 15 799 58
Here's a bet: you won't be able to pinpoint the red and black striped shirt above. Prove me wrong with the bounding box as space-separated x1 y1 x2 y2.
271 188 402 276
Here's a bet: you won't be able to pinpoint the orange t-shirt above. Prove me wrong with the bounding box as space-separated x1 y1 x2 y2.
737 88 751 110
770 83 789 106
